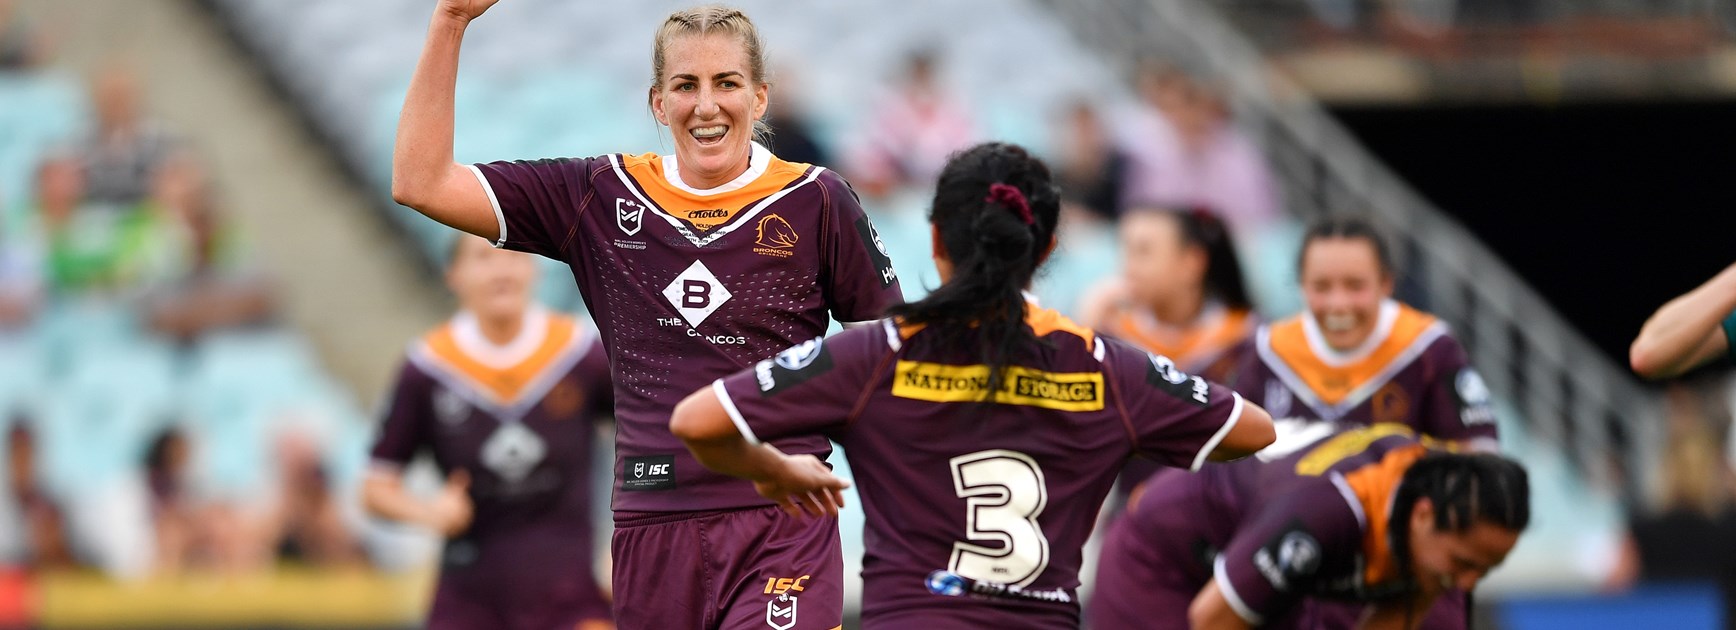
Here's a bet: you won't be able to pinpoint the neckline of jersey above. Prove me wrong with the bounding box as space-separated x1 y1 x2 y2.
660 141 772 196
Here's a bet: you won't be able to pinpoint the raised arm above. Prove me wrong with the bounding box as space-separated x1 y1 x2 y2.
391 0 502 240
1630 261 1736 379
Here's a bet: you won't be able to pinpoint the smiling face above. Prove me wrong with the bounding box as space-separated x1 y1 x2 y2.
1120 211 1205 313
1300 236 1393 351
1406 498 1521 593
651 32 768 190
446 236 537 324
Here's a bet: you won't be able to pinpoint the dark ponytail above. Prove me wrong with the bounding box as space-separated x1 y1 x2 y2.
1388 452 1530 602
1174 206 1253 312
884 142 1061 398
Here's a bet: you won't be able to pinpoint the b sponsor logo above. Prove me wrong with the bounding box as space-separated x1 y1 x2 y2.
753 214 799 258
480 423 547 484
765 594 797 630
616 198 645 236
890 361 1104 411
922 570 1074 603
1145 353 1210 407
622 455 676 491
854 216 898 287
662 260 732 327
688 208 729 220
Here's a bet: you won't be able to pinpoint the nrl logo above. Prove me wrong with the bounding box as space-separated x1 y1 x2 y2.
616 198 646 236
633 462 646 478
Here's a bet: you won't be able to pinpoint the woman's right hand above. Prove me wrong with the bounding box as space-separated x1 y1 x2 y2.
438 0 500 24
425 469 474 537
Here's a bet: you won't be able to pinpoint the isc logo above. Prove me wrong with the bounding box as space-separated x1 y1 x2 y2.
762 575 809 595
648 463 671 476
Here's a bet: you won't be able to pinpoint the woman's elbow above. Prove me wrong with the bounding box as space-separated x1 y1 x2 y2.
1628 341 1666 380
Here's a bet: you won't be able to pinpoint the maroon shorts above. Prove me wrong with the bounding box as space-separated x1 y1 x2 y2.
611 506 843 630
426 569 611 630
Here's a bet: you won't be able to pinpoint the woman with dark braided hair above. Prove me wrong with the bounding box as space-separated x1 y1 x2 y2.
669 142 1275 628
1089 423 1531 630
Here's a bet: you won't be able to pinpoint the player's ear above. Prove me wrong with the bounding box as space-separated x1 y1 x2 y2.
1410 496 1435 533
752 81 769 121
650 87 669 126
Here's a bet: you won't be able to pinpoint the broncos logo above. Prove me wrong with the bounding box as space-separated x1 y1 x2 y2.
755 214 799 249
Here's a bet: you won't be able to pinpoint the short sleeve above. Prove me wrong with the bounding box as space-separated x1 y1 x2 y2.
1419 336 1500 447
817 171 903 325
1105 339 1250 472
712 324 885 443
1214 480 1363 626
370 360 434 471
470 157 599 258
1722 311 1736 364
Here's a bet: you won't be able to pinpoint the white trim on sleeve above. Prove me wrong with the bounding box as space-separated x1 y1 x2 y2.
1214 554 1266 626
838 320 878 330
1190 392 1246 472
465 164 508 247
712 379 760 445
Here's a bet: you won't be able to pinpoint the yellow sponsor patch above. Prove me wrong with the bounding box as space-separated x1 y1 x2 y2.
891 361 1104 411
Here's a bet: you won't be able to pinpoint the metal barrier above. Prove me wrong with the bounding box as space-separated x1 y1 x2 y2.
1042 0 1664 495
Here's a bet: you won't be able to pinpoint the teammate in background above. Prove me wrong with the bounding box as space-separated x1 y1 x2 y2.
1232 217 1499 450
364 236 614 630
1077 206 1259 505
391 2 903 627
1629 261 1736 379
1090 424 1531 630
669 143 1277 629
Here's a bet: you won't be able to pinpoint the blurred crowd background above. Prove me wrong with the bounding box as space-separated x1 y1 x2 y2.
0 0 1734 628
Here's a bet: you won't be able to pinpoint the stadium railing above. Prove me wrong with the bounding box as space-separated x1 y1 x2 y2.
1041 0 1666 496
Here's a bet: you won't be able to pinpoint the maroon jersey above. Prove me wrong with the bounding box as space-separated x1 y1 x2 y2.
1232 300 1498 448
370 308 612 605
713 305 1249 628
470 142 903 513
1095 424 1458 628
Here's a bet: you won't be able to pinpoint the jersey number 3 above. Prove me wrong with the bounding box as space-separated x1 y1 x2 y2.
948 449 1051 588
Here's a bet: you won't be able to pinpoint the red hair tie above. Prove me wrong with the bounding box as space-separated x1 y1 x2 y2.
986 183 1033 226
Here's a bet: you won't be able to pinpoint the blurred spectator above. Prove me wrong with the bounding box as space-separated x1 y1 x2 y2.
78 65 182 206
144 428 197 575
0 212 42 330
7 425 73 570
844 50 976 198
1610 382 1736 628
264 431 362 569
762 67 831 169
34 157 180 296
1052 99 1130 221
141 156 275 340
1121 63 1280 237
0 0 43 71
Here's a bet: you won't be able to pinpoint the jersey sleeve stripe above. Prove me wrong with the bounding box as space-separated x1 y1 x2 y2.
465 164 508 248
1330 471 1368 530
1215 554 1266 626
1190 392 1246 472
712 379 760 445
838 319 878 330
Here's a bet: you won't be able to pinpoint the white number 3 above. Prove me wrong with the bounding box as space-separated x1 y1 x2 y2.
948 449 1051 587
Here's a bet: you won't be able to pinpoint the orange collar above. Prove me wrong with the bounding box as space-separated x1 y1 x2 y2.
1257 302 1445 419
410 312 592 418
